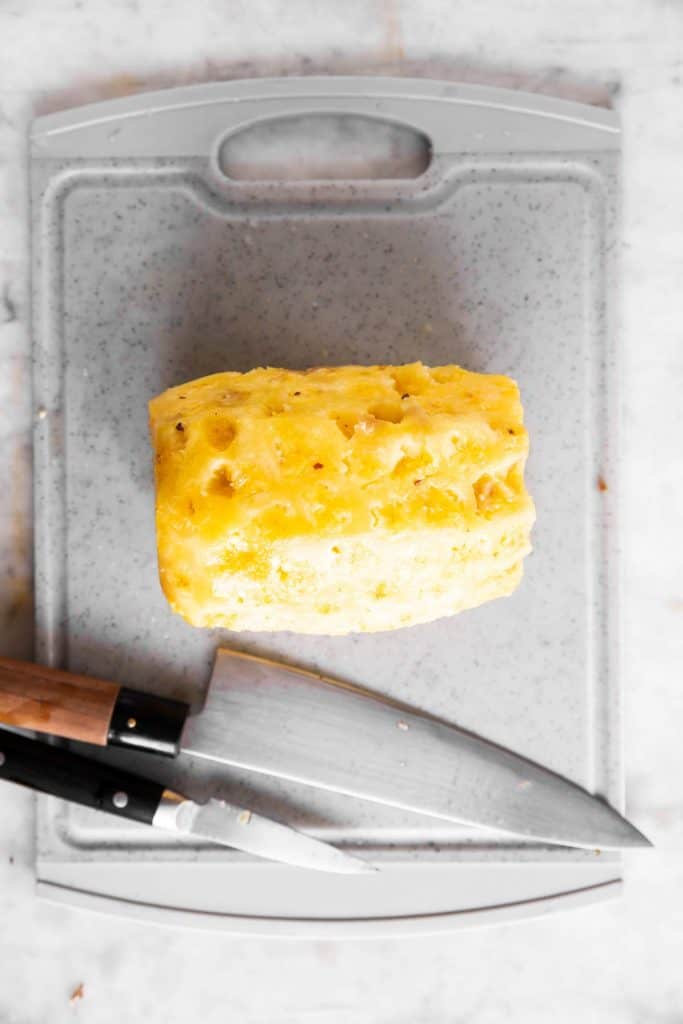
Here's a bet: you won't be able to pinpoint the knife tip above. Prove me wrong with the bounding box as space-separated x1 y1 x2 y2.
361 860 381 873
333 851 382 876
341 855 380 875
623 825 654 849
598 815 653 851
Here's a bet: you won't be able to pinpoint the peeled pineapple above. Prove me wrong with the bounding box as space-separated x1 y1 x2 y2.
149 363 535 634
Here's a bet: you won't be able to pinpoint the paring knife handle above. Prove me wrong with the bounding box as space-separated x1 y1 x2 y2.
0 658 189 757
0 728 166 825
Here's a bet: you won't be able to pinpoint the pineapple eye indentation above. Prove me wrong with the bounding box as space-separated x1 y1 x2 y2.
333 416 356 440
205 419 236 450
172 421 188 449
208 465 234 497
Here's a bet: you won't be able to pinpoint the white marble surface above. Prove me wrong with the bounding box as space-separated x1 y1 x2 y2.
1 1 682 1021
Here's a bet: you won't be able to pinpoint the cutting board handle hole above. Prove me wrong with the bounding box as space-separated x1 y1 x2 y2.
216 113 432 182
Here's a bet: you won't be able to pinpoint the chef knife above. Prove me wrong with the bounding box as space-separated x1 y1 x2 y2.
0 652 651 850
0 726 371 874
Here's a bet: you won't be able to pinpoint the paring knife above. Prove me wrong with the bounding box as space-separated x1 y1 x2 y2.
0 652 650 850
0 727 370 874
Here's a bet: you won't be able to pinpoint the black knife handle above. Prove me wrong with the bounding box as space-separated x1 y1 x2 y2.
107 687 189 757
0 728 166 825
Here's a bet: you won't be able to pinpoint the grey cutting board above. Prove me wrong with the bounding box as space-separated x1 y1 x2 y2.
30 78 621 935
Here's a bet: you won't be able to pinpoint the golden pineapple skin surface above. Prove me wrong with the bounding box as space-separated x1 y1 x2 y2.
149 362 535 634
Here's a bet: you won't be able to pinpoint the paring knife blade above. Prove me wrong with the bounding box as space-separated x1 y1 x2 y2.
0 727 372 874
0 652 650 850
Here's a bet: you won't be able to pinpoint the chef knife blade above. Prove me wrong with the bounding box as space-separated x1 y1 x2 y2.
0 652 651 850
181 650 650 851
0 727 371 874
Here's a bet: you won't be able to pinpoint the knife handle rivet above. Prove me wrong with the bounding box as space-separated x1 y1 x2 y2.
0 752 5 767
126 718 137 730
112 790 129 809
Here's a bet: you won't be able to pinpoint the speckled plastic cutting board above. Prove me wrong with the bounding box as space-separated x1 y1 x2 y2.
30 79 622 934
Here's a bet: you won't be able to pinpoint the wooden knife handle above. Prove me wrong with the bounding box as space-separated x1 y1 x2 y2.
0 658 190 756
0 658 119 745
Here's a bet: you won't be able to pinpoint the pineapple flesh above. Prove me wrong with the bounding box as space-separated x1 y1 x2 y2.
149 362 535 634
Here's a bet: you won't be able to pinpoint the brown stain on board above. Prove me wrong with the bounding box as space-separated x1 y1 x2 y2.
380 0 405 65
1 355 33 657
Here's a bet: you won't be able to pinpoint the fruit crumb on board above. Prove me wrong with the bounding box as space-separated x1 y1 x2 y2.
69 983 85 1006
